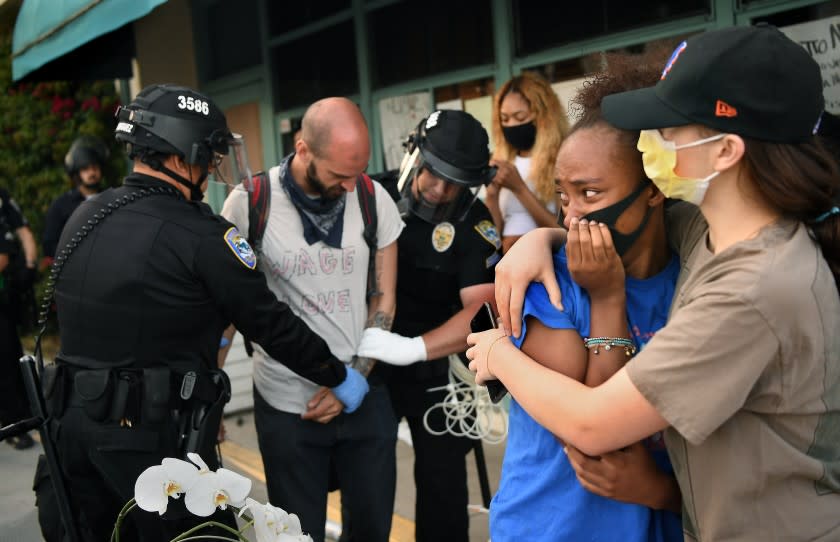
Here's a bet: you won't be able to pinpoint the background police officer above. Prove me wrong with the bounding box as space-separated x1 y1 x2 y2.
358 110 500 541
0 186 38 450
42 135 109 266
41 83 369 541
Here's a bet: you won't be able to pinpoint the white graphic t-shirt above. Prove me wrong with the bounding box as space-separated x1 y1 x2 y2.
221 164 404 413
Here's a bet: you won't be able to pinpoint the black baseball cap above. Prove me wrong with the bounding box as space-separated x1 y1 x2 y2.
602 24 824 143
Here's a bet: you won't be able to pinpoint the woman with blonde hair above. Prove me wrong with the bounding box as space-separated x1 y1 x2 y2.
486 71 569 253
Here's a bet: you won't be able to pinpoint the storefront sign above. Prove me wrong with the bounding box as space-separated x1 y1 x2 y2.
781 16 840 113
379 92 433 171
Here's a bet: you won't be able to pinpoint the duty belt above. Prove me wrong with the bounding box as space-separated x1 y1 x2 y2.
58 365 221 426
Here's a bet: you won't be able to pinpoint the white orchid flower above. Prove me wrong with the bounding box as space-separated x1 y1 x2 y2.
134 457 200 515
183 453 252 517
239 498 312 542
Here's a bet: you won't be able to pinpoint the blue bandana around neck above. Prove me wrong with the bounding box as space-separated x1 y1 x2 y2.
279 154 347 248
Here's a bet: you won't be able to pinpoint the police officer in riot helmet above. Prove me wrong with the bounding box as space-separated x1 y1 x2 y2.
398 109 494 225
37 83 368 541
357 110 501 541
65 135 108 192
42 135 109 264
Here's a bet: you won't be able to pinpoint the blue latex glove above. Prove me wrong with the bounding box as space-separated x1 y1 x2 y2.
331 366 369 413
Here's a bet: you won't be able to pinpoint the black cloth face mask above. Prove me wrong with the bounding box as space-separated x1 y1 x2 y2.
581 180 653 257
502 122 537 151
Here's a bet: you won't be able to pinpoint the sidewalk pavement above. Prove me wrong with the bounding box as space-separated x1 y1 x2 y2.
0 411 506 542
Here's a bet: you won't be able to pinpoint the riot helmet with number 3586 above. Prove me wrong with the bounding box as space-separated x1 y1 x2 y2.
114 84 235 200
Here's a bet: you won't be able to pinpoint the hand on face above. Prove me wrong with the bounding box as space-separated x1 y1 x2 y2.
565 217 625 301
466 328 510 385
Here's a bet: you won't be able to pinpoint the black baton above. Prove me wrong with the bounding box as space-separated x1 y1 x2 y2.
19 355 82 542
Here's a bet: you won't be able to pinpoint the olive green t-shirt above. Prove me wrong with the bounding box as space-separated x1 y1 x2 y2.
627 204 840 541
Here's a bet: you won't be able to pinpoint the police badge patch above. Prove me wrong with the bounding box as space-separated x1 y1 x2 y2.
474 220 501 249
432 222 456 252
224 227 257 269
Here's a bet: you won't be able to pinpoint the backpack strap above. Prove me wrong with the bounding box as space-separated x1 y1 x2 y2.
247 171 271 254
241 170 271 357
356 173 380 300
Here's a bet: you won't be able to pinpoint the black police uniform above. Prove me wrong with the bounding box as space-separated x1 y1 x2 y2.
42 187 87 259
0 188 31 430
374 199 500 542
44 173 349 541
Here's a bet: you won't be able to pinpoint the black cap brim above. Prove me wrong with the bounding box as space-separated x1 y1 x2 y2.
602 86 695 131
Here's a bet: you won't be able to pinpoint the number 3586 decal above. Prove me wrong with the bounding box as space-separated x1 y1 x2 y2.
177 95 210 115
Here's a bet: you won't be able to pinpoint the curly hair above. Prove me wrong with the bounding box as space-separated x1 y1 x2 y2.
492 71 569 204
565 49 670 170
570 49 668 132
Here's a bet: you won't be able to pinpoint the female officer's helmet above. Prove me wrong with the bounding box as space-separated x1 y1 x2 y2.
114 83 233 172
398 110 495 224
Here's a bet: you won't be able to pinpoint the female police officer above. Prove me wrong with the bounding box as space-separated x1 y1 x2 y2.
357 110 500 541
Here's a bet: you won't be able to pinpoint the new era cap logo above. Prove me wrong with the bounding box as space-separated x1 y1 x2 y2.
715 100 737 118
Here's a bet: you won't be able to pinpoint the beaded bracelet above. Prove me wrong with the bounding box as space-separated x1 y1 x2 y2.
582 337 637 357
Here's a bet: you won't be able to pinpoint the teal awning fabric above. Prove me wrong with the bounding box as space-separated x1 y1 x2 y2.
12 0 168 82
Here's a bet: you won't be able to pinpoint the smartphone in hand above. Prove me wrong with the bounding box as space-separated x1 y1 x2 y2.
469 302 509 404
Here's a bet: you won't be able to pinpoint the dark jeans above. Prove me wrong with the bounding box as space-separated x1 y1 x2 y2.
254 383 397 542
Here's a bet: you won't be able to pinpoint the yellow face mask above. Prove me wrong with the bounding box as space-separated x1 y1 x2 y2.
637 129 725 205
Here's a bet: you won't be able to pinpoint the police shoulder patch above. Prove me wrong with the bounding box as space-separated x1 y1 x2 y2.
474 220 501 249
224 227 257 269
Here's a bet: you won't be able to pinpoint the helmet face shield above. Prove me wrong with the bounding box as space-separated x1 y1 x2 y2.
206 133 255 213
211 134 253 192
400 155 482 224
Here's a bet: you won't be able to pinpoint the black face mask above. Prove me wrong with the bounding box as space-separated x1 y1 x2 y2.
502 122 537 151
582 181 653 257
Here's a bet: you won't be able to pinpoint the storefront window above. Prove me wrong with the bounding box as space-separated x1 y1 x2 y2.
367 0 494 88
203 0 262 81
512 0 710 57
269 21 359 110
266 0 352 36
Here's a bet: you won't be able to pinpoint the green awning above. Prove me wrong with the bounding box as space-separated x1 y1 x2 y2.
12 0 168 82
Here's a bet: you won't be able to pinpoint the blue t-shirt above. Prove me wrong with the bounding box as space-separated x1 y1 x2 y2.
490 249 683 542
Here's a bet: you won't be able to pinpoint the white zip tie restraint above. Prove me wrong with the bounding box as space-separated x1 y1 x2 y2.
422 354 509 445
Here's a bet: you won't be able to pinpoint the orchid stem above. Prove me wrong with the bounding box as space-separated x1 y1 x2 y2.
110 499 138 542
169 520 248 542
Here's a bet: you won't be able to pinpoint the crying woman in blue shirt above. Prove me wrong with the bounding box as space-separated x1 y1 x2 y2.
489 52 683 542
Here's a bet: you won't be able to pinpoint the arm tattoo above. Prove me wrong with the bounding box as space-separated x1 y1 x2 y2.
351 355 377 377
366 310 393 331
352 311 394 377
